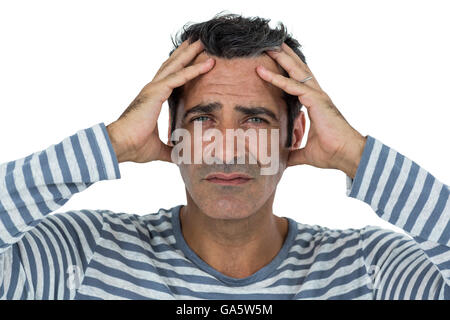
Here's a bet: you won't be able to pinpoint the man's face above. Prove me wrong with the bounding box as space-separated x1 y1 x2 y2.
170 51 303 220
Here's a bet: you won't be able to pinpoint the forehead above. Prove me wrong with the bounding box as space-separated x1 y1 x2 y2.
181 52 286 111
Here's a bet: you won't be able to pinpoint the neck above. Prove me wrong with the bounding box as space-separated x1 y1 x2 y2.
179 193 289 279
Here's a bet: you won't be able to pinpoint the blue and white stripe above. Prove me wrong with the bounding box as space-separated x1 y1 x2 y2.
1 123 449 299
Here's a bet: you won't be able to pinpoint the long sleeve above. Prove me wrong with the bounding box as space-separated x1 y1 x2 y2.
346 135 450 299
0 122 121 299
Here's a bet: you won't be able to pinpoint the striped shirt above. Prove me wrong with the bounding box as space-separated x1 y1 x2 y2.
0 122 449 300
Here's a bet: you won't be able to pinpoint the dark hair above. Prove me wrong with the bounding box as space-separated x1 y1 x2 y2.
167 11 307 147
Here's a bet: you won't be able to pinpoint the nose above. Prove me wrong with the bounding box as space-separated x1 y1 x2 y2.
202 123 254 165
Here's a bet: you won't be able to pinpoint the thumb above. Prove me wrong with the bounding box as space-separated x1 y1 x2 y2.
157 143 174 163
287 147 308 167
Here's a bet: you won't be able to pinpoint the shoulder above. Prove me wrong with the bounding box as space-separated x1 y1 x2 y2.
358 225 418 259
41 209 106 234
289 220 414 256
292 220 364 245
92 205 179 239
26 209 109 251
39 206 174 239
359 225 413 247
292 220 411 243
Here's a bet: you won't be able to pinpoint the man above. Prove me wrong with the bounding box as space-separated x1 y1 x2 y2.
0 13 449 300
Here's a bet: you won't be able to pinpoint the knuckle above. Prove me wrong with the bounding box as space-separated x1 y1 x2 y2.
162 73 178 89
161 60 170 68
273 73 282 82
170 69 182 79
180 71 190 83
173 61 186 71
319 91 331 101
288 77 298 87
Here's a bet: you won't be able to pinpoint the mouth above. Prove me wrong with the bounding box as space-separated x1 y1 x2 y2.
204 172 253 186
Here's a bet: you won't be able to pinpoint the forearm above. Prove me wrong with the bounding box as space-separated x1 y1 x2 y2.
346 135 449 245
0 122 120 254
346 135 450 298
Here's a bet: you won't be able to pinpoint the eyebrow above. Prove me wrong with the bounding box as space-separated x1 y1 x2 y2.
182 102 279 122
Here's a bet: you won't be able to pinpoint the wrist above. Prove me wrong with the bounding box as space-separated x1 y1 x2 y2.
106 122 134 163
337 134 367 179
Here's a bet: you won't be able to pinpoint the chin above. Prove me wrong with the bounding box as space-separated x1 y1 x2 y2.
198 197 258 220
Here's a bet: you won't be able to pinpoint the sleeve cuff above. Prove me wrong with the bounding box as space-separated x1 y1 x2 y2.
68 122 121 182
345 135 377 198
98 122 121 180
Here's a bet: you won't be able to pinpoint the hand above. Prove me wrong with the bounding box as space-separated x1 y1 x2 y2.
256 43 367 179
106 39 215 163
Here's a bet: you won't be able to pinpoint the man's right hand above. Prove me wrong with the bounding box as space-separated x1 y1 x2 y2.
106 39 215 163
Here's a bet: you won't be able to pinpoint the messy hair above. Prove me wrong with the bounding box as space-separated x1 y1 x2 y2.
167 11 307 147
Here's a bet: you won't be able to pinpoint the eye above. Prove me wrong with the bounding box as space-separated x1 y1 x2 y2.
191 116 212 122
246 117 268 124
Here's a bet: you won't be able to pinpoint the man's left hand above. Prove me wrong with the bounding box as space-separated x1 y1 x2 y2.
256 43 367 179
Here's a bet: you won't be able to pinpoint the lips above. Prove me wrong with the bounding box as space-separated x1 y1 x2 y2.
204 172 253 186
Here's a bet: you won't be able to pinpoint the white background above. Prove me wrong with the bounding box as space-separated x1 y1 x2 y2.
0 0 449 235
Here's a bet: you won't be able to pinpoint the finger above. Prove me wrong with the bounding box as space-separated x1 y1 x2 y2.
169 39 204 67
272 43 322 90
164 57 215 87
266 49 319 90
153 39 202 81
153 39 197 79
281 43 314 75
155 58 215 102
265 46 321 91
167 39 191 60
153 39 205 82
256 65 322 108
152 41 190 81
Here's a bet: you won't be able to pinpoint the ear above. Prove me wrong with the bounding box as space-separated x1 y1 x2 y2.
290 111 306 150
